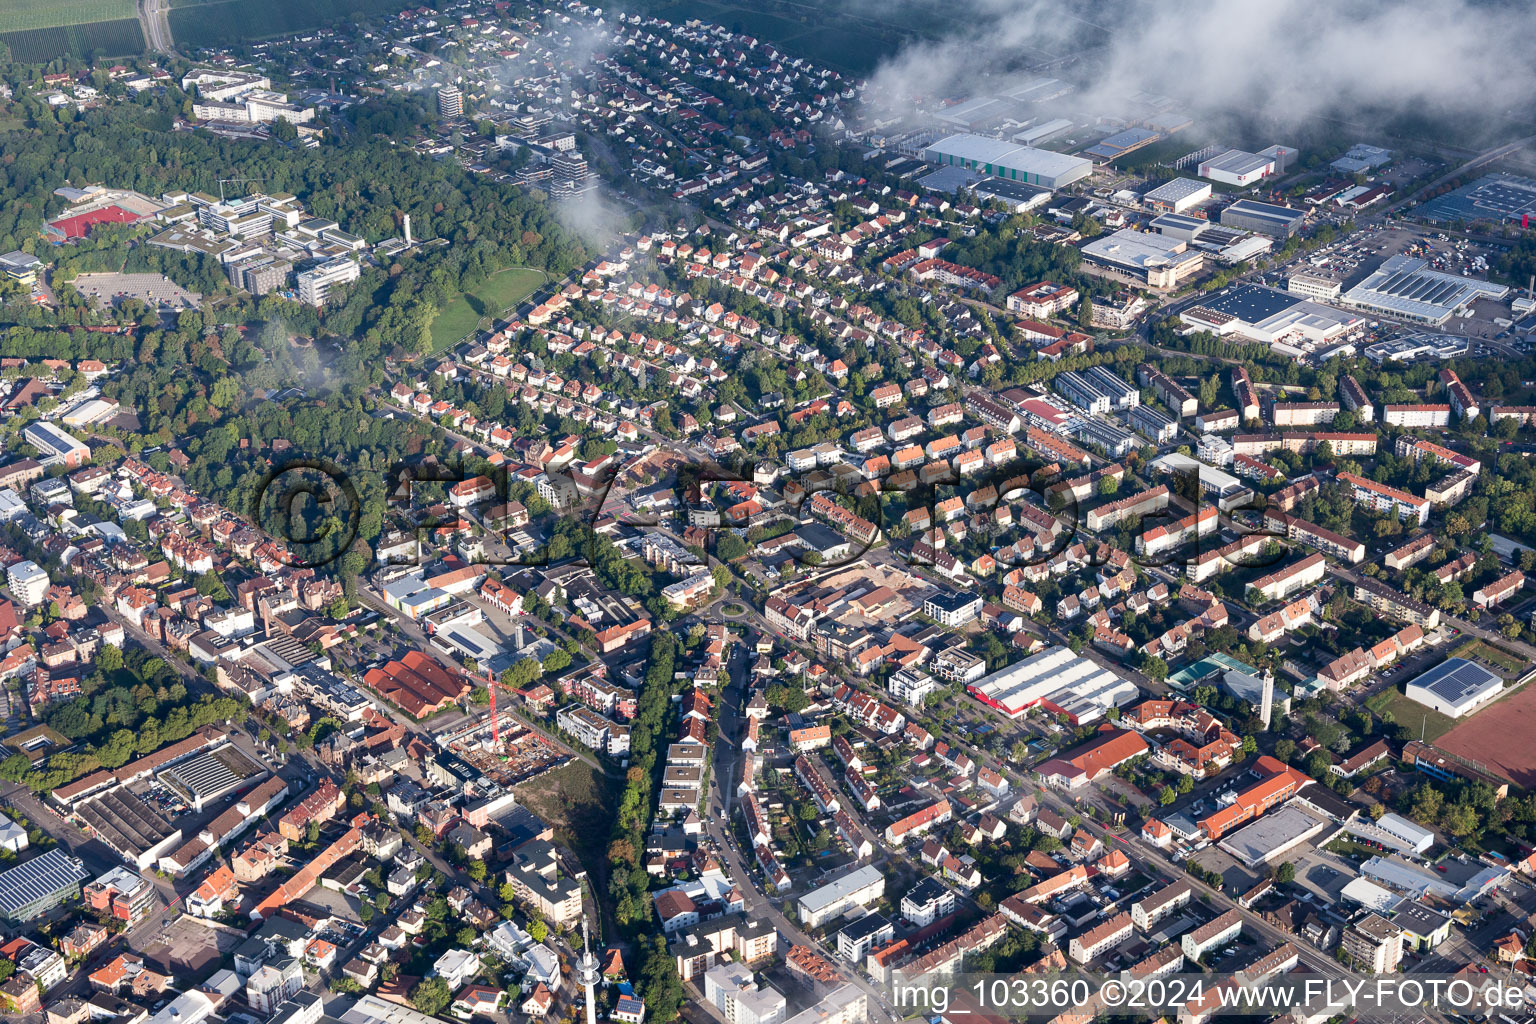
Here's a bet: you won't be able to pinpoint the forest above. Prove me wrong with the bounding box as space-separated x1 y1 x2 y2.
0 646 247 793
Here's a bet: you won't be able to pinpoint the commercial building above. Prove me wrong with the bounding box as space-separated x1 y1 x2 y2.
0 850 90 921
967 646 1138 725
1179 285 1361 352
1365 333 1469 364
1217 805 1333 868
1287 271 1342 301
1341 255 1509 326
1218 200 1307 239
1144 178 1212 213
920 134 1093 188
1404 658 1502 718
798 865 885 929
1198 150 1274 187
296 258 360 307
23 422 90 468
1198 757 1311 839
1079 230 1204 290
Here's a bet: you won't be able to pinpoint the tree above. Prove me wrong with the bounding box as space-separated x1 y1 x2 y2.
468 859 487 883
1273 861 1296 884
529 919 548 943
1159 786 1177 806
1078 296 1094 328
411 978 452 1018
1097 475 1119 497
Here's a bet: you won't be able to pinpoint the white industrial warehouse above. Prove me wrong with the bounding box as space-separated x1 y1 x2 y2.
1341 254 1510 327
967 645 1138 723
920 134 1093 189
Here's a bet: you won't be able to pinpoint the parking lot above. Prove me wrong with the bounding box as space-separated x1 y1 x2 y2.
71 271 201 311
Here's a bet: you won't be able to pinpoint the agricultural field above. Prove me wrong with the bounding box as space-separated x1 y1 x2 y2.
1 20 144 62
623 0 924 75
0 0 135 33
168 0 416 47
428 267 547 354
0 0 143 60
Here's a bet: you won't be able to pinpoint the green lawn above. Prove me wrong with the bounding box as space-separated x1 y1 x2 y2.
0 0 134 32
1367 686 1457 741
1451 637 1528 676
427 267 546 354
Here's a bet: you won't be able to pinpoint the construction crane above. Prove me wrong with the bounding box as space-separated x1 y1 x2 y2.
217 176 268 202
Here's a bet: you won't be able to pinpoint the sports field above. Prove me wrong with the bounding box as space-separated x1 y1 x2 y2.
0 0 134 32
1437 679 1536 788
428 267 547 354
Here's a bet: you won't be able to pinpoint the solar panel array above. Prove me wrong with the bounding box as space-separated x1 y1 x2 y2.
0 849 90 916
1411 657 1502 706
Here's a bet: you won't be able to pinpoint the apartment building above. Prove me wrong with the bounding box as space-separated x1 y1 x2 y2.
1181 909 1243 960
1382 404 1450 429
1343 914 1403 974
1338 473 1430 526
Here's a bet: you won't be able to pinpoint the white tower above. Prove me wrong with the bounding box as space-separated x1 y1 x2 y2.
1259 668 1275 730
577 916 600 1024
403 214 413 247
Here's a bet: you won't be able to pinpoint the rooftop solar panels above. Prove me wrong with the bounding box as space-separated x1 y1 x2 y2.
1198 284 1302 324
1405 657 1502 716
0 849 90 919
1343 255 1509 324
1419 173 1536 224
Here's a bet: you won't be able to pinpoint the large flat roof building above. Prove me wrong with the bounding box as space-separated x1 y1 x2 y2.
1404 658 1502 718
1079 229 1204 290
1144 178 1212 214
920 134 1092 189
1180 284 1361 353
1341 254 1509 327
0 849 90 921
1199 150 1274 186
1220 200 1307 238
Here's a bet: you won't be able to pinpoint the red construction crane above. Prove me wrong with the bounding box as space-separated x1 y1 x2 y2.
486 667 504 752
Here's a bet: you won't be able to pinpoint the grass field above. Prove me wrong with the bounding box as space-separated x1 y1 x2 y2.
0 0 134 32
1367 686 1457 741
1451 637 1528 676
1 18 143 60
512 759 618 869
428 267 546 354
